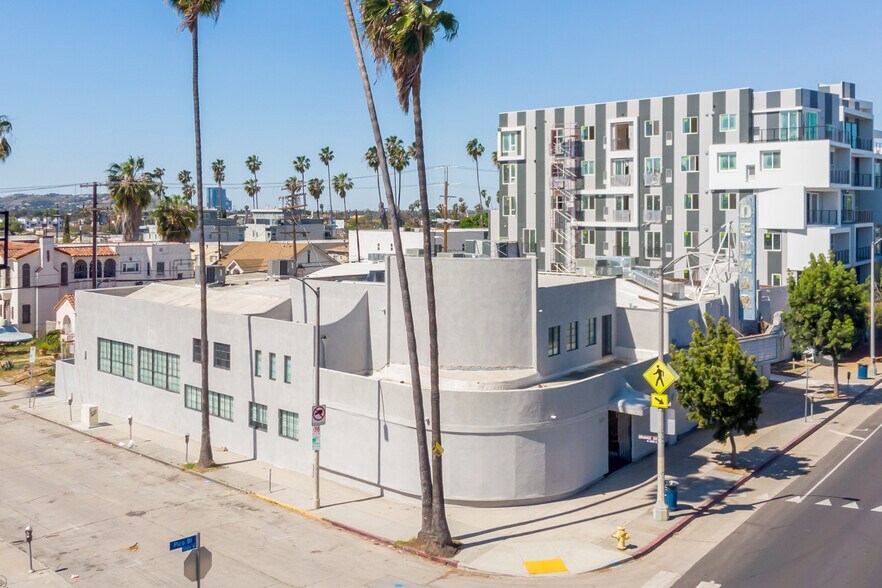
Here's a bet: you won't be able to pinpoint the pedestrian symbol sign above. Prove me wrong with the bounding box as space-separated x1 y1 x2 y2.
643 359 678 394
650 393 669 409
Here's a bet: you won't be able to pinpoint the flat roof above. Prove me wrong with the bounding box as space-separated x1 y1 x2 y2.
123 281 290 316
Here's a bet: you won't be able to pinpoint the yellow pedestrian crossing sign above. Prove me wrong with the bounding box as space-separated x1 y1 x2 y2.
643 359 678 394
651 393 669 409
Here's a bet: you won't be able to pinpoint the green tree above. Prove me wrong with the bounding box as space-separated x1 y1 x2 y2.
361 0 458 553
319 147 335 218
178 169 194 200
670 314 768 467
153 195 197 243
152 168 166 198
332 172 353 221
0 115 12 162
293 155 310 204
385 136 407 211
307 178 324 216
243 178 260 209
465 138 484 228
107 156 154 241
169 0 225 470
245 155 261 208
62 214 72 243
783 252 865 396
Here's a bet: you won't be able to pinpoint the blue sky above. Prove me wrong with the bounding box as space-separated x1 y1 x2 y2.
2 0 881 211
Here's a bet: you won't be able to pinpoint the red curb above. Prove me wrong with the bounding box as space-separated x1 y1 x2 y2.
632 378 882 561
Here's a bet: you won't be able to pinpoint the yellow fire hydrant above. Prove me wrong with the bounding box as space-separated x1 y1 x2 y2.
611 526 630 551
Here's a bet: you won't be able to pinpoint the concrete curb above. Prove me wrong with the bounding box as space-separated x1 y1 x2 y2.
14 406 461 570
630 378 882 562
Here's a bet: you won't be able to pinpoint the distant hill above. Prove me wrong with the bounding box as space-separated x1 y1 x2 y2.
1 192 103 215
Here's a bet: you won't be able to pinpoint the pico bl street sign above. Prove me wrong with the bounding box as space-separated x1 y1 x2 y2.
170 535 197 552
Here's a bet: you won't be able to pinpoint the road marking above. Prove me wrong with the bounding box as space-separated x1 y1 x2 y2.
640 570 681 588
872 506 882 512
827 430 866 441
843 502 860 509
786 496 803 503
815 498 832 506
523 559 568 574
695 582 721 588
796 422 882 501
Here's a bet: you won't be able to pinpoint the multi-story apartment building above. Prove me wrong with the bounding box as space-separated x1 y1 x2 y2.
494 81 882 307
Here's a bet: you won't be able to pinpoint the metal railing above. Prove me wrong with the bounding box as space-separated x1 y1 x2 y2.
613 210 632 223
830 169 850 184
853 173 873 187
610 137 631 151
807 209 837 225
853 136 874 151
643 210 662 223
857 246 871 262
855 210 873 223
752 125 844 143
611 174 632 187
643 172 662 187
876 176 882 189
833 249 850 264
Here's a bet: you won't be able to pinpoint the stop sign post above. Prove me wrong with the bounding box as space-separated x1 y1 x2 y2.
184 546 212 584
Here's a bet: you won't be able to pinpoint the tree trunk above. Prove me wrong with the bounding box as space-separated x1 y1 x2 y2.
832 355 840 397
191 21 214 469
291 191 298 268
412 75 454 551
326 167 334 218
729 433 737 468
217 180 223 260
377 171 388 230
354 209 362 262
344 0 433 535
475 159 483 228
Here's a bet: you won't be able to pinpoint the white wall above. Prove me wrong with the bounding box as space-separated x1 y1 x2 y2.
708 140 832 191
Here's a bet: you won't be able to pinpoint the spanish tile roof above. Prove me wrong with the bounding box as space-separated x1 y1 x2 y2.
55 246 117 257
53 292 76 312
5 242 40 259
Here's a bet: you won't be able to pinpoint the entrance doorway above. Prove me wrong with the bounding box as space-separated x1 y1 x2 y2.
608 411 632 473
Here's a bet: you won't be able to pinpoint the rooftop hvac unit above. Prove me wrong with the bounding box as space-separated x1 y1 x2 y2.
196 264 226 287
404 248 424 256
267 258 297 279
367 253 390 262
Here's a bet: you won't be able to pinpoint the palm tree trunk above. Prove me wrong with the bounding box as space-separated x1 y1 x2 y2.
191 21 214 469
475 159 483 228
376 171 388 230
216 180 223 261
326 167 334 219
345 0 433 536
412 74 453 549
291 192 298 268
354 208 362 262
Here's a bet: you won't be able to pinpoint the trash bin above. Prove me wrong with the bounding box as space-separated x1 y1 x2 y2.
858 363 868 379
664 480 679 511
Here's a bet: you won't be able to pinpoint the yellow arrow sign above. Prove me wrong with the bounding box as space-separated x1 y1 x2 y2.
650 393 669 409
643 359 678 394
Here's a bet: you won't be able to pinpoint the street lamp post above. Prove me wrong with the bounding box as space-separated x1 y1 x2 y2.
871 236 882 376
292 274 321 509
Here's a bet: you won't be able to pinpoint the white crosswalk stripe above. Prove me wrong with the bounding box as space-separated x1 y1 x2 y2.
639 570 681 588
695 582 722 588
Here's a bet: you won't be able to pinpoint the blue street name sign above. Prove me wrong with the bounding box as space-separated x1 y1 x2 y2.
169 535 197 552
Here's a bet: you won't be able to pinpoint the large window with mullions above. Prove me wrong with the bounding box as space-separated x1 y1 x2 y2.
98 338 134 379
138 347 180 392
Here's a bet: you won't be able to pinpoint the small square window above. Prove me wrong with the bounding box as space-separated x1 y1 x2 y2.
279 409 299 440
644 120 659 137
719 114 737 132
718 153 737 172
581 160 595 176
502 196 517 217
581 125 595 141
763 232 781 251
682 117 698 134
720 192 738 210
502 163 517 185
547 326 560 357
249 401 268 432
213 343 231 370
681 155 699 172
771 273 782 286
683 193 699 210
761 151 781 170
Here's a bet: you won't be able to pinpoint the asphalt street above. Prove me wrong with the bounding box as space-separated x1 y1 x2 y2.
675 404 882 588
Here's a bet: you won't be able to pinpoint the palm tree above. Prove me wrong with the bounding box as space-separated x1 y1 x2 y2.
465 138 485 227
491 150 498 168
107 156 154 241
307 178 324 217
245 155 261 208
152 167 166 197
284 176 302 261
364 146 387 229
243 178 260 209
385 136 407 211
211 158 226 257
169 0 224 470
333 172 359 261
318 147 335 219
153 195 197 243
0 115 12 163
360 0 458 552
178 169 194 200
293 155 310 190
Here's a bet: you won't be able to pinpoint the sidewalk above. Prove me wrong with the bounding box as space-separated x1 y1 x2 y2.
0 540 70 587
17 368 880 578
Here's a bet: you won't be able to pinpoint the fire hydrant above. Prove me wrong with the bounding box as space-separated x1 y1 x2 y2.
611 525 630 551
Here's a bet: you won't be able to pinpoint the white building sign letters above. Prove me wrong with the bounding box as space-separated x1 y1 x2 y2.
738 194 757 321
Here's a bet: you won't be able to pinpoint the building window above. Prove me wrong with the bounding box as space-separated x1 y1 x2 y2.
22 304 30 324
74 260 87 280
581 229 595 246
683 193 699 210
581 160 595 176
644 120 659 137
644 157 662 175
98 338 134 379
500 130 521 157
192 338 202 364
249 401 268 432
684 231 696 248
120 261 140 273
720 192 737 210
60 262 69 286
682 117 698 134
502 163 517 185
680 155 699 172
566 321 578 351
719 114 737 132
254 350 262 377
547 325 560 357
156 261 165 277
184 384 202 410
764 232 782 251
269 353 277 380
581 125 595 141
586 317 597 346
645 231 662 259
602 314 613 356
581 195 596 210
138 347 180 392
213 342 231 370
279 409 299 440
771 273 782 286
502 196 516 217
718 153 737 172
21 263 30 288
720 231 732 249
522 228 537 254
761 151 781 170
284 355 292 383
103 259 116 278
209 391 234 421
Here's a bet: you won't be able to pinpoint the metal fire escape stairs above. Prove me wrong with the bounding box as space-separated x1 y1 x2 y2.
550 126 581 273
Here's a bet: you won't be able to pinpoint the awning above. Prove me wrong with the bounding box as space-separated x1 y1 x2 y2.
608 382 650 417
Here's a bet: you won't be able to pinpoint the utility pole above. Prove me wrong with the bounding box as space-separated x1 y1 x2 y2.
443 166 449 253
91 182 97 289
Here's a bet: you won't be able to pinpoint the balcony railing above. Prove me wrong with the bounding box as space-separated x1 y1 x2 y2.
833 249 850 265
876 176 882 189
855 209 873 223
643 172 662 187
613 210 632 223
830 169 850 184
610 174 632 187
643 210 662 223
856 246 871 262
752 125 844 143
807 209 837 225
853 173 873 187
853 136 874 151
610 137 631 151
614 246 631 257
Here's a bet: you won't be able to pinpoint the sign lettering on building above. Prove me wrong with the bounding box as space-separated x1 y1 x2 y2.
738 194 757 321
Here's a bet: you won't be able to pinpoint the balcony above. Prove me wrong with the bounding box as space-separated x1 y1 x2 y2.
614 246 631 257
610 174 632 187
751 125 846 143
613 210 632 223
807 209 837 225
852 173 873 188
856 246 871 262
610 137 631 151
830 169 850 184
643 210 662 223
855 210 873 223
833 249 850 265
643 172 662 187
853 136 874 151
876 176 882 189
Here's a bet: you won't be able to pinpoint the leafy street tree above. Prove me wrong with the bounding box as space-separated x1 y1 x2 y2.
62 214 72 243
319 147 335 218
670 314 767 467
783 252 865 397
0 115 12 162
169 0 225 470
107 156 154 241
152 167 166 197
364 146 388 229
245 155 262 208
465 138 484 227
307 178 324 216
178 169 194 200
243 178 260 209
361 0 458 554
153 194 197 243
